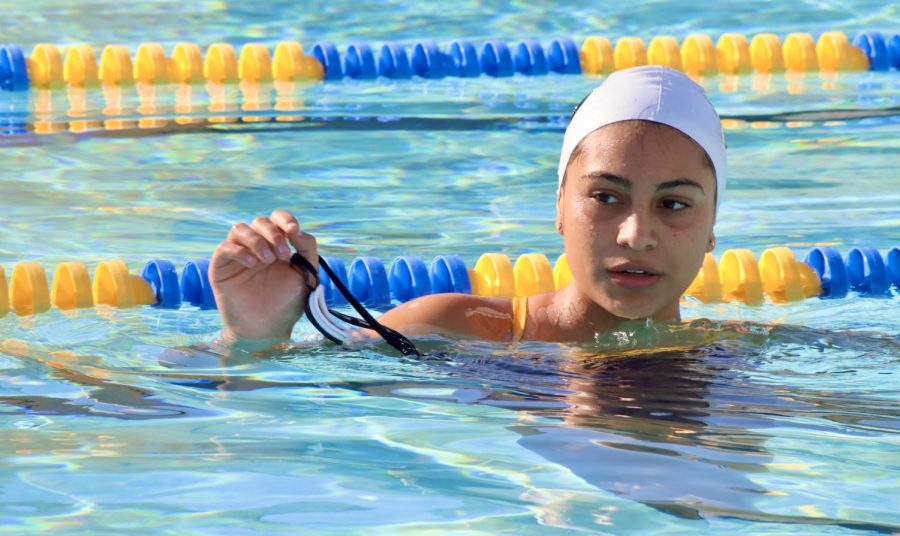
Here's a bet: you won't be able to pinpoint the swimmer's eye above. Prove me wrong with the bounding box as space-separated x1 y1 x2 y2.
593 192 622 204
660 199 690 210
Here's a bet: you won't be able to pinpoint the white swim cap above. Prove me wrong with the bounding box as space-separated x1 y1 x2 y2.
558 65 727 208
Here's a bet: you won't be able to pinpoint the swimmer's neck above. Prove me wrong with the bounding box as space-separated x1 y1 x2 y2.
533 284 681 342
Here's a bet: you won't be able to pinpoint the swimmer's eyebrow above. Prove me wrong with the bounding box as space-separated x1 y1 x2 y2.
582 172 705 194
657 178 705 193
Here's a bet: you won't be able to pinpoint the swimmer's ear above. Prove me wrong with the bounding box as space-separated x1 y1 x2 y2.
706 232 716 253
555 189 565 235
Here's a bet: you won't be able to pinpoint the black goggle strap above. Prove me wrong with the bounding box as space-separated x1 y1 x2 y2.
291 253 421 357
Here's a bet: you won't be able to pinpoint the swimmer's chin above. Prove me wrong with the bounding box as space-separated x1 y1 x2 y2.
601 300 680 323
585 282 679 322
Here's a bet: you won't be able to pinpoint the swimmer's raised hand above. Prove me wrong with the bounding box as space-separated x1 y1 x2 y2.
210 209 318 342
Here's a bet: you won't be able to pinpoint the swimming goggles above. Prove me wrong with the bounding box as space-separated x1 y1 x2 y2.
290 253 422 357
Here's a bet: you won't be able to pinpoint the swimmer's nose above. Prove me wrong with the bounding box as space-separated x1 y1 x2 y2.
616 210 658 251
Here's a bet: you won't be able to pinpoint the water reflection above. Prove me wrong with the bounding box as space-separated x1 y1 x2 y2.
1 324 898 531
512 345 773 520
449 329 899 531
0 339 215 419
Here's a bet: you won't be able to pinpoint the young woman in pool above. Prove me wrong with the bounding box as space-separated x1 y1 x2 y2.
210 66 726 346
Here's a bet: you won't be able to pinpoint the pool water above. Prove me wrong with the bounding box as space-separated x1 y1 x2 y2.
1 0 899 533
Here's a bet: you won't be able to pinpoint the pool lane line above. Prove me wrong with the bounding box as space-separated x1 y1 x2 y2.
1 247 897 318
2 31 897 92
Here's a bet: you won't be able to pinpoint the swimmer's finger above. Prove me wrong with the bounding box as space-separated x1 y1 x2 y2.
250 217 292 261
270 209 301 237
228 222 278 264
267 209 317 267
212 241 258 271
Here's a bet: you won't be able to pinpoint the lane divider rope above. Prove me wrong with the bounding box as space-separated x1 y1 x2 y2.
2 30 896 92
0 246 896 318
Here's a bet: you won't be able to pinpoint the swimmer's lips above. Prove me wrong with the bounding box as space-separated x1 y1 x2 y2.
607 263 663 290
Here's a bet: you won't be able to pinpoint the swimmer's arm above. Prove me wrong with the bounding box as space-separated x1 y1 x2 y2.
372 293 514 342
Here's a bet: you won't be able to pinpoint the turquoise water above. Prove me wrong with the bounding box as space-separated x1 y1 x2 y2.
2 0 900 533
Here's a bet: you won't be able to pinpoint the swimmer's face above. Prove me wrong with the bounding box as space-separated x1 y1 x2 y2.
556 121 717 320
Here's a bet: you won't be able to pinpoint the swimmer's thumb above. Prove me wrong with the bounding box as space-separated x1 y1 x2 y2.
288 231 319 269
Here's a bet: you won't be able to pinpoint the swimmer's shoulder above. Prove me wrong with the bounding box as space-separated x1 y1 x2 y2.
378 293 515 341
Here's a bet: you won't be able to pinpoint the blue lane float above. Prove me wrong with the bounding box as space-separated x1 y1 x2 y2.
311 42 343 80
853 31 890 71
805 247 849 299
888 34 900 70
388 256 432 302
319 256 349 306
429 255 472 295
136 254 470 310
887 247 900 288
0 44 29 92
846 247 890 296
548 38 582 74
344 43 377 80
349 256 391 308
412 40 447 79
515 39 549 75
480 40 514 77
448 40 480 77
180 259 217 309
141 260 182 309
378 42 412 79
